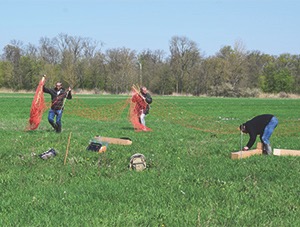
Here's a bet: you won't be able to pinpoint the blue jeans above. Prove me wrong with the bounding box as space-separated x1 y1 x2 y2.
262 116 278 145
48 109 63 127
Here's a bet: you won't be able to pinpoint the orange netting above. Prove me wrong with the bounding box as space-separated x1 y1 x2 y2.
26 77 47 130
129 86 152 132
63 85 152 132
65 97 130 121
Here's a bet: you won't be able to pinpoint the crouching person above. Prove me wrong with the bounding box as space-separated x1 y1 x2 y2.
239 114 278 155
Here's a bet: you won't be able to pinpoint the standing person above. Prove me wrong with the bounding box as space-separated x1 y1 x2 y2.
43 78 72 133
139 86 152 127
239 114 278 155
132 86 152 130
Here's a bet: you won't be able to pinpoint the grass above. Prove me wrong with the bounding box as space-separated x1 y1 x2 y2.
0 93 299 226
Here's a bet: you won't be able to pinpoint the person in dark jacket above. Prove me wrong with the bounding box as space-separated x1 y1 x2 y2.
132 86 152 129
239 114 278 155
43 79 72 133
139 87 152 126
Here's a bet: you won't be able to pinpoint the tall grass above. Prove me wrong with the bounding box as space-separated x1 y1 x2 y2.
0 94 299 226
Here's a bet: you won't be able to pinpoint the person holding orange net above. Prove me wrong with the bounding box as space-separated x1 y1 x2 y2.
132 86 152 131
43 77 72 133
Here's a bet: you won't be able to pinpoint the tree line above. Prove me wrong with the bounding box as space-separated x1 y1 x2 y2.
1 33 299 96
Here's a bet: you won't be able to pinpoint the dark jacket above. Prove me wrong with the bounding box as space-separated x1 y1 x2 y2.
43 86 72 110
243 114 274 148
141 92 152 115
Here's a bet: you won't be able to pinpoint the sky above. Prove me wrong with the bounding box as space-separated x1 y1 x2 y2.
0 0 299 57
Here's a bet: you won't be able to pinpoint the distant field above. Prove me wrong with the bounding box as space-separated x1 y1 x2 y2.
0 94 299 226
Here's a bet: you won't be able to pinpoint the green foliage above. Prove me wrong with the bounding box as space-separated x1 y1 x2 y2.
20 56 44 90
0 94 299 226
2 35 300 95
260 64 294 93
208 83 261 97
0 61 13 88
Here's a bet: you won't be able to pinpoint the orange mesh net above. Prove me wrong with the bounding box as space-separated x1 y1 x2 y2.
64 85 152 132
25 78 134 131
26 77 47 130
129 85 152 132
65 98 130 121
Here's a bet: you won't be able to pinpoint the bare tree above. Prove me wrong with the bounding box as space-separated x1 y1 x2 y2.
169 36 201 93
105 47 137 93
137 49 167 90
39 37 60 64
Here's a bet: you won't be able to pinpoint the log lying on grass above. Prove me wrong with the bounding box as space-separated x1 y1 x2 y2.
273 148 300 156
94 136 132 145
231 142 262 160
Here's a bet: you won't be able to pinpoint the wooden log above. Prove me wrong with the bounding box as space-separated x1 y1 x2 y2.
94 136 132 145
231 142 262 160
273 149 300 156
231 149 262 160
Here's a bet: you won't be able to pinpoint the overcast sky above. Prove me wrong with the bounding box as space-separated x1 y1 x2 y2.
1 0 299 57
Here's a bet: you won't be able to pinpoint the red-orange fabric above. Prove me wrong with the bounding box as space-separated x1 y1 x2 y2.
26 78 47 130
129 88 151 132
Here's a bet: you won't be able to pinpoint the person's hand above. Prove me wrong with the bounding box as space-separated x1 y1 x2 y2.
242 146 249 151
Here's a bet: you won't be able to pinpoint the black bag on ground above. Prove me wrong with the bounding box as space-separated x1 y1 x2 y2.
86 141 103 152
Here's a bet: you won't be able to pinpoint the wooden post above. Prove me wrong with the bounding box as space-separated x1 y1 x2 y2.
64 132 72 165
273 149 300 156
231 142 263 160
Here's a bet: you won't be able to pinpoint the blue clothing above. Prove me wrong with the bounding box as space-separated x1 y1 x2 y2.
262 116 278 145
48 109 63 127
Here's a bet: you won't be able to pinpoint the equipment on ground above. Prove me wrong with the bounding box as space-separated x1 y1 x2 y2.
129 153 146 171
86 138 107 153
39 148 57 160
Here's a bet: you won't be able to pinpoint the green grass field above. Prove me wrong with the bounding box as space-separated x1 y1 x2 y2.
0 94 299 226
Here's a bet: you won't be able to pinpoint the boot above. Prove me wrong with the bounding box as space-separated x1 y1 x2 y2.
263 144 272 155
49 122 58 130
56 124 61 133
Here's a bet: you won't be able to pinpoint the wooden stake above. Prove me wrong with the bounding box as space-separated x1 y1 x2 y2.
64 132 72 165
273 148 300 156
132 84 140 92
231 142 263 160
